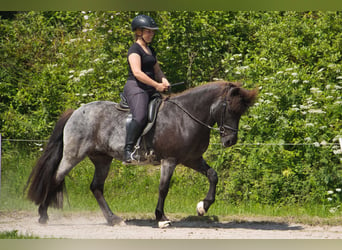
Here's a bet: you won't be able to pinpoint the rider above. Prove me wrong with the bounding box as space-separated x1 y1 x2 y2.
123 14 170 163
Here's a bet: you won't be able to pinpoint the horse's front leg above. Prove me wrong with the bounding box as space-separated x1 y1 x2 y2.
185 157 218 216
155 158 176 227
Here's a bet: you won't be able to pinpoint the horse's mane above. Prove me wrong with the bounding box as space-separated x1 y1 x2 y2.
165 81 257 115
167 81 232 99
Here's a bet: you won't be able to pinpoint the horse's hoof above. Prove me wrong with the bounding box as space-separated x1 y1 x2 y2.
196 201 206 216
158 221 171 228
108 215 125 226
38 216 48 224
119 220 127 226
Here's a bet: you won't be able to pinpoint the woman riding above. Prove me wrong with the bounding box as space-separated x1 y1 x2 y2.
123 14 170 163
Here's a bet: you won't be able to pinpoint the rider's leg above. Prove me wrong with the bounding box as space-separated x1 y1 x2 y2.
123 90 149 163
124 119 144 163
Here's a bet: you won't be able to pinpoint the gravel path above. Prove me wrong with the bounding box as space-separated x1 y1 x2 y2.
1 211 342 239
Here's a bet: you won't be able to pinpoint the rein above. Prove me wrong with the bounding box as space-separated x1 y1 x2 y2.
166 99 238 134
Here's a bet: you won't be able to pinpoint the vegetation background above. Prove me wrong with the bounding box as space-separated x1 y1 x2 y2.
1 11 342 219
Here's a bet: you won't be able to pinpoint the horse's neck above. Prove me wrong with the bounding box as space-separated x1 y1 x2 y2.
172 85 219 106
170 86 220 123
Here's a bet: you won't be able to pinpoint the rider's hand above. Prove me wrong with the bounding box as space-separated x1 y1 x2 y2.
156 78 170 92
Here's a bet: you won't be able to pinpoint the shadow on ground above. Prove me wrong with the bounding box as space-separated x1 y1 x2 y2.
125 215 303 231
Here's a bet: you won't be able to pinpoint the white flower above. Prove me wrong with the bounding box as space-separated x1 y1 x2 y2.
84 15 89 20
317 68 325 73
73 77 80 82
336 188 341 192
308 109 326 114
336 76 342 80
327 190 334 195
292 79 299 84
313 142 320 147
240 66 249 70
328 197 333 201
276 71 284 74
303 80 310 84
291 73 298 77
333 149 342 155
259 57 267 61
310 87 320 92
329 207 337 213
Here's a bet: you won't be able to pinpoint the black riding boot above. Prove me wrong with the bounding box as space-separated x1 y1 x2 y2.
124 119 144 163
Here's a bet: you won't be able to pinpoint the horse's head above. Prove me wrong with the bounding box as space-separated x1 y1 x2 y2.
211 82 258 147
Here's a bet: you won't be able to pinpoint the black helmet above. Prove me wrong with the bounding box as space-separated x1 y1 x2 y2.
131 15 159 31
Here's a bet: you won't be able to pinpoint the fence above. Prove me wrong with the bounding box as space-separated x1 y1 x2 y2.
1 134 342 198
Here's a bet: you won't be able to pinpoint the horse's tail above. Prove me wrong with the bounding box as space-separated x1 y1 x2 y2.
26 109 74 209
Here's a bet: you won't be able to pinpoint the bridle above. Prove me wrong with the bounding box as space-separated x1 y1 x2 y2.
166 98 238 136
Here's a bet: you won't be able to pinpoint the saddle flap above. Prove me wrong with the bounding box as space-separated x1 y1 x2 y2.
148 96 162 123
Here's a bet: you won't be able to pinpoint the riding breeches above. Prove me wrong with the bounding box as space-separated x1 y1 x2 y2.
123 80 156 126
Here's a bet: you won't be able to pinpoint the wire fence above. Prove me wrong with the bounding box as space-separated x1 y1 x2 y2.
1 138 342 146
1 134 342 197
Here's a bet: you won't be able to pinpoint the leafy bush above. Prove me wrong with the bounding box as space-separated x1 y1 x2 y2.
1 11 341 211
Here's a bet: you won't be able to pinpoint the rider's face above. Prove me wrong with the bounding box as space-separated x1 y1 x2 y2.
142 29 155 43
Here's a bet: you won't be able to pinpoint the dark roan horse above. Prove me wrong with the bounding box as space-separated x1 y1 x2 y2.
26 81 257 227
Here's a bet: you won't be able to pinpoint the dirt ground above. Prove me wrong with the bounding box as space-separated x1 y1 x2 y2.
1 211 342 239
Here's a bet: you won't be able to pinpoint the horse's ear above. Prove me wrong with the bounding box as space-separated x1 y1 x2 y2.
242 88 258 107
228 87 240 97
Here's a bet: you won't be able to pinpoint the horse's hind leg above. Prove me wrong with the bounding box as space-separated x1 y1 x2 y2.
184 157 218 216
89 154 124 226
38 154 84 224
38 203 49 224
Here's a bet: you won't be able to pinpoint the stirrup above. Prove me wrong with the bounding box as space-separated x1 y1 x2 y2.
123 152 138 164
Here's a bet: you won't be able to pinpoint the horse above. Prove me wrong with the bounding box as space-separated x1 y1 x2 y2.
26 81 257 227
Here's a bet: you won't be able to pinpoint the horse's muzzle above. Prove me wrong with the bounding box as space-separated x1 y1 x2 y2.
221 134 238 147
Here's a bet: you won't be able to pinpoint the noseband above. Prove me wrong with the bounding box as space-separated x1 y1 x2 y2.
218 101 238 135
166 99 238 134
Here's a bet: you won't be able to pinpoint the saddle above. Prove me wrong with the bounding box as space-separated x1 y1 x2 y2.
116 92 162 136
115 93 162 165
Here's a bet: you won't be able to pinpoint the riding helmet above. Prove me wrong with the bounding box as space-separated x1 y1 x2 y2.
131 14 159 31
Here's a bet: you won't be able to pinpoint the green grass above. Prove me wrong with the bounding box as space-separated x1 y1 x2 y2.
1 147 342 227
0 230 39 239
